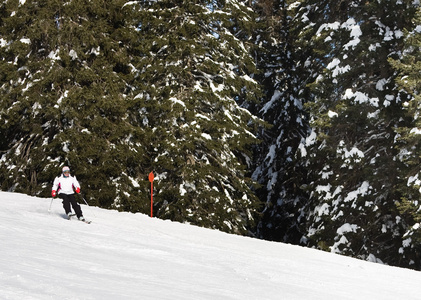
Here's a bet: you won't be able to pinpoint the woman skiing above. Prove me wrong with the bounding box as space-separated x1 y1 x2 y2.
52 166 86 221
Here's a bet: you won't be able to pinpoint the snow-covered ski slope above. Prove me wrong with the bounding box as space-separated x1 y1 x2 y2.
1 191 421 300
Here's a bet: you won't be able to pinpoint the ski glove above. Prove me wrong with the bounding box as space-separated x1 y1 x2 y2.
51 190 57 197
75 187 80 194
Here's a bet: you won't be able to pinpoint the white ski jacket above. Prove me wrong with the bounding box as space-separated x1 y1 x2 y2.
52 174 80 195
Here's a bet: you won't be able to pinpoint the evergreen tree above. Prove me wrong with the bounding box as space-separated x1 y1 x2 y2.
296 0 417 268
389 7 421 269
250 0 311 243
124 0 262 234
0 0 146 208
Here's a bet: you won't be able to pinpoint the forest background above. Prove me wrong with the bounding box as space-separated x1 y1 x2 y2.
2 0 421 271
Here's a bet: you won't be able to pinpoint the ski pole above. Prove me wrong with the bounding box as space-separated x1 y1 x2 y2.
81 195 89 206
48 197 54 212
81 194 96 217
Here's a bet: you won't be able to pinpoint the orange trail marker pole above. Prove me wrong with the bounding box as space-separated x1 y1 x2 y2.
148 172 154 217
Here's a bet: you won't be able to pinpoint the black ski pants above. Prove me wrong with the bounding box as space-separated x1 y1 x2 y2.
59 193 83 218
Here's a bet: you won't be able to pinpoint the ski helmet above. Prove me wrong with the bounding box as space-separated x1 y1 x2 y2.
62 166 70 173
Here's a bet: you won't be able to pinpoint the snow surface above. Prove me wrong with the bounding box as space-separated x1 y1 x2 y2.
1 191 421 300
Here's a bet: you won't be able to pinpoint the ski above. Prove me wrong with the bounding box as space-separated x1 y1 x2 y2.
67 214 91 224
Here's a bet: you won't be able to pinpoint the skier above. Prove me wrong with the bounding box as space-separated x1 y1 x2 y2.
51 166 86 221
